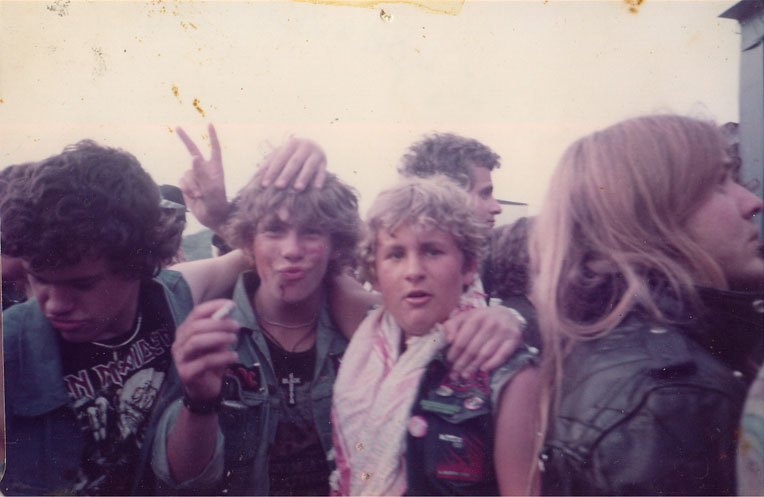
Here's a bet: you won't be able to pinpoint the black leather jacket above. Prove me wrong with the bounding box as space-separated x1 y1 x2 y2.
541 287 764 496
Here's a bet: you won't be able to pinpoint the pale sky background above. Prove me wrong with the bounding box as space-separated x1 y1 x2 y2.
0 0 742 233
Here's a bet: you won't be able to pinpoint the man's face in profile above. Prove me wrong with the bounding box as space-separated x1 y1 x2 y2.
467 163 502 229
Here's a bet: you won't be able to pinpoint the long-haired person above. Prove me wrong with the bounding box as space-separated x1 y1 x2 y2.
531 115 764 495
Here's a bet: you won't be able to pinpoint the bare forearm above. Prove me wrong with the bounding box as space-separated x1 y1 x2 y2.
173 249 249 304
166 408 220 483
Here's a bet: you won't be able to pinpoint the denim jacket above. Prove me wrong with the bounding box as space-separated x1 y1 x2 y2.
152 272 348 496
1 270 193 495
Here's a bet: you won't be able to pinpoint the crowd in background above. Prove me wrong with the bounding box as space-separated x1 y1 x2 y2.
0 113 762 496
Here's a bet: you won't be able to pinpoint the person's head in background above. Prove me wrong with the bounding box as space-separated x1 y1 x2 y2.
359 176 486 336
532 114 764 345
0 140 178 341
159 184 188 265
223 170 362 306
399 133 502 229
0 161 37 309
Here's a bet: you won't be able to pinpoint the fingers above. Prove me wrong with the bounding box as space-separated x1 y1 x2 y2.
179 169 201 199
176 126 203 158
275 144 312 189
260 137 327 190
260 139 299 188
173 300 240 399
173 300 239 355
478 340 515 373
443 306 525 379
208 123 222 163
295 148 327 190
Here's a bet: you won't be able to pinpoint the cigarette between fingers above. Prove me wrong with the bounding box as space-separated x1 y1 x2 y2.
211 301 236 320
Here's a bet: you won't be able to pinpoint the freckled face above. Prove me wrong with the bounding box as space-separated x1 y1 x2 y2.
685 170 764 290
374 224 476 337
467 163 502 229
251 208 333 307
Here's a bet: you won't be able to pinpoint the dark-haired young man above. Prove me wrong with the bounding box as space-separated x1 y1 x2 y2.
0 140 259 495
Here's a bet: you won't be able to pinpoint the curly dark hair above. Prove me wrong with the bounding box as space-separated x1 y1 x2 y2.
0 140 177 279
224 171 362 277
0 162 37 201
399 133 501 189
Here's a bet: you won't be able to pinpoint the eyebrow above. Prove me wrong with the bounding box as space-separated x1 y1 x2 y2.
28 272 103 285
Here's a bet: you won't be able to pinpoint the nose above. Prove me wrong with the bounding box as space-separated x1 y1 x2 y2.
40 285 75 317
404 254 425 283
281 229 305 261
737 183 764 219
489 197 502 216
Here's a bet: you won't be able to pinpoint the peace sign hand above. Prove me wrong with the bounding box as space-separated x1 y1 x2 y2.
177 123 230 231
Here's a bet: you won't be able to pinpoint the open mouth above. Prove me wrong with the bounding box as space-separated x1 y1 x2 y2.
405 291 432 305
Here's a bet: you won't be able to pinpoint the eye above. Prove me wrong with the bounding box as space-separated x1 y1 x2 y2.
424 247 444 257
262 222 286 235
301 227 324 237
385 249 404 260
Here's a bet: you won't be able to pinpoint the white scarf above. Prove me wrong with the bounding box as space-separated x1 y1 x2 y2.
331 287 486 496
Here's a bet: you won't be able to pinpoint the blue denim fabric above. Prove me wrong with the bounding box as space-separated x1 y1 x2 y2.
152 271 347 496
1 270 193 495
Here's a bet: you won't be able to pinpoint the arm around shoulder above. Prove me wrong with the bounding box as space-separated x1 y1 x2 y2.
172 250 248 305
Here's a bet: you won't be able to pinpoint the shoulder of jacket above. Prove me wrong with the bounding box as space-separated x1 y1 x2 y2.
571 316 697 383
3 300 45 354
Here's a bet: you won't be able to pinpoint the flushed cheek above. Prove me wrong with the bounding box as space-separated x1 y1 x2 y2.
305 241 329 261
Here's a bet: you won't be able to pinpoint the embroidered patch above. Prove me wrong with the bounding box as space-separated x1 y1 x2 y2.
420 399 460 415
434 432 486 482
223 362 262 394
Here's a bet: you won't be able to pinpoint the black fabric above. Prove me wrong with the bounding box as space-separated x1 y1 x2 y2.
264 338 330 496
405 359 498 496
541 287 764 496
58 291 173 495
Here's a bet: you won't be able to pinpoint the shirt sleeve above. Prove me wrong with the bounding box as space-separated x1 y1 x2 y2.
151 399 225 491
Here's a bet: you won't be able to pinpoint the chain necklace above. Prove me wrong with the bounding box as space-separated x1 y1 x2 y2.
256 312 317 353
91 312 143 349
257 313 318 329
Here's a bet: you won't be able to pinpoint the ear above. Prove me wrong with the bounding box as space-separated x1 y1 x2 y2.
461 258 479 288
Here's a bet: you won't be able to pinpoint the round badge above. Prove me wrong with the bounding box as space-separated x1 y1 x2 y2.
435 385 454 397
464 396 484 410
407 415 428 438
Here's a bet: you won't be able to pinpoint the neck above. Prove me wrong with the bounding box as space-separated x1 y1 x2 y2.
254 290 323 326
99 281 141 341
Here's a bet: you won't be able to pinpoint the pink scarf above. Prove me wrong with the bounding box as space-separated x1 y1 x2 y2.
330 287 486 496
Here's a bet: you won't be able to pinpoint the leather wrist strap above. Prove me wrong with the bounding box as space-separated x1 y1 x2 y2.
182 391 222 415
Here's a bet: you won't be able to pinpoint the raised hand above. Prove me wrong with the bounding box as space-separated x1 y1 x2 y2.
176 124 229 231
172 299 239 402
259 136 327 190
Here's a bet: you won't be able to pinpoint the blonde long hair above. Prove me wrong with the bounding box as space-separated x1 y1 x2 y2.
529 115 733 483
